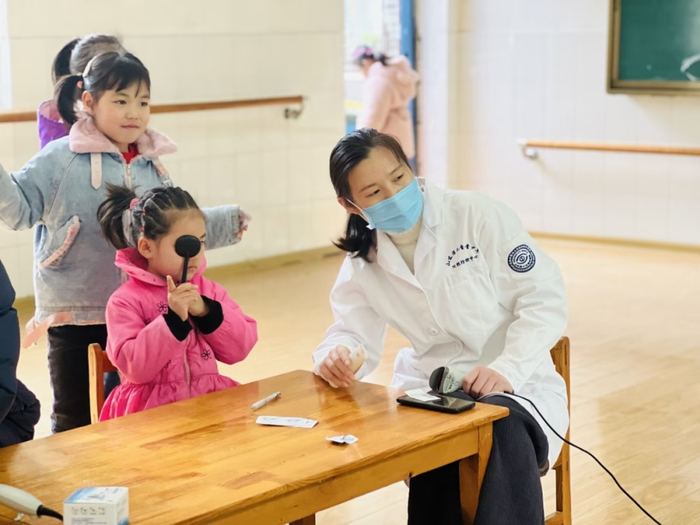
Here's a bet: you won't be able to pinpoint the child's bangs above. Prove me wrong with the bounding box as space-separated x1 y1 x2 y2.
102 59 151 96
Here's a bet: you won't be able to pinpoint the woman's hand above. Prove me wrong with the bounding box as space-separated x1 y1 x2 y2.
462 366 513 398
316 345 356 388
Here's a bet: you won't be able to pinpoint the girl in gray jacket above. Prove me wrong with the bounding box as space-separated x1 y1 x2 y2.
0 51 247 432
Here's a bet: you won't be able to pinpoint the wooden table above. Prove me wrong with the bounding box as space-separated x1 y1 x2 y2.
0 370 508 524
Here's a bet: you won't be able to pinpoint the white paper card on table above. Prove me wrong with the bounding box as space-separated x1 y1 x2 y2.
405 386 432 396
405 387 441 402
411 393 442 402
256 416 318 428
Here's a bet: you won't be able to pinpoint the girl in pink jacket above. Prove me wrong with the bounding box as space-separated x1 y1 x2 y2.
96 185 258 420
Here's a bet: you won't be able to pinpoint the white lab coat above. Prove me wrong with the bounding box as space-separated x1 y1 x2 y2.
313 179 569 466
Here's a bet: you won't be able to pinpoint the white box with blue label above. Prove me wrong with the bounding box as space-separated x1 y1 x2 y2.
63 487 129 525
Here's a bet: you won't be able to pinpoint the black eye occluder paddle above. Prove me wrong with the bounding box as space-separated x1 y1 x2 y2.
174 235 201 283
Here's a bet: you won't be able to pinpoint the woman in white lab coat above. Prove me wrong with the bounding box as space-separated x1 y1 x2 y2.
313 129 569 525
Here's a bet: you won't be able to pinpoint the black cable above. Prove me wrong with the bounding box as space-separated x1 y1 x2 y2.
37 505 63 521
509 392 663 525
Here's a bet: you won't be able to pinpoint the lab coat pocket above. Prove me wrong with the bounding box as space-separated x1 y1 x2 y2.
440 270 487 341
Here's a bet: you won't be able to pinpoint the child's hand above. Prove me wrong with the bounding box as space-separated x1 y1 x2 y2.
236 210 251 239
188 294 210 317
166 275 199 322
462 366 513 398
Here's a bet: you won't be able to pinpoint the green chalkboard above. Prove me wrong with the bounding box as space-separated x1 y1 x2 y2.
608 0 700 94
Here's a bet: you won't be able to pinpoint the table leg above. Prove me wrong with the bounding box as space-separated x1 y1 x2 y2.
290 515 316 525
459 422 493 525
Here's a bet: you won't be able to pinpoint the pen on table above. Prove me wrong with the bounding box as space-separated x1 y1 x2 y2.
251 391 282 410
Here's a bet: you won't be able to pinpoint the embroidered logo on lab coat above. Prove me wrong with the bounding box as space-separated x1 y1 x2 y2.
508 244 536 273
446 243 479 268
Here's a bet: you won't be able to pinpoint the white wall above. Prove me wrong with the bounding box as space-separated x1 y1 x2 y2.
454 0 700 246
0 0 11 110
0 0 347 298
415 0 460 188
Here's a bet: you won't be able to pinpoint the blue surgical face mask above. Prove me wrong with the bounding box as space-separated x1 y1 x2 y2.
353 178 424 234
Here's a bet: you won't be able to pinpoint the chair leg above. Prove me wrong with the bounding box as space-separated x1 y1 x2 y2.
556 449 572 525
88 345 105 424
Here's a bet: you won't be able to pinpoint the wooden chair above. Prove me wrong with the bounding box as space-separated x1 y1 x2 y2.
545 337 571 525
87 343 118 424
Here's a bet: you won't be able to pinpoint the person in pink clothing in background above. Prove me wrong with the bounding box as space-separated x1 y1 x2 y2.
353 45 420 173
96 185 258 420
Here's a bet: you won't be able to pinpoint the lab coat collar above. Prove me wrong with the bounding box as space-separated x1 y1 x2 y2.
375 178 444 285
420 178 444 230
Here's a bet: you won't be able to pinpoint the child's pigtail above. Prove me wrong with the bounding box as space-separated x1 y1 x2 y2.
55 74 85 126
97 183 139 249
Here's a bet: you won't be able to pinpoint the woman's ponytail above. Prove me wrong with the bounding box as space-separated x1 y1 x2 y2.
334 213 376 262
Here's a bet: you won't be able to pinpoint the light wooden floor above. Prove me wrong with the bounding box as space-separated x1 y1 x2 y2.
14 239 700 524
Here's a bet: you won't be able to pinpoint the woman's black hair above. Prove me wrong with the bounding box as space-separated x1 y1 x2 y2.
97 184 202 250
52 38 80 85
69 34 124 76
329 128 410 262
55 51 150 126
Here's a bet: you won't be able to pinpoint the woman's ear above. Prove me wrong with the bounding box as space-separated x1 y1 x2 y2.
137 237 155 259
338 196 360 216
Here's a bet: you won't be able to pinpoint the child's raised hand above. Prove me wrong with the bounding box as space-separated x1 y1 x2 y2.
188 291 209 317
166 275 209 319
166 275 199 321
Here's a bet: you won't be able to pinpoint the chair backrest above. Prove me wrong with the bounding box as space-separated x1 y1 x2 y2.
87 343 118 424
550 337 570 415
546 336 572 525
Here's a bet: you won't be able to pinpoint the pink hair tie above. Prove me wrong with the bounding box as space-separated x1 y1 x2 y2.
129 198 139 210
